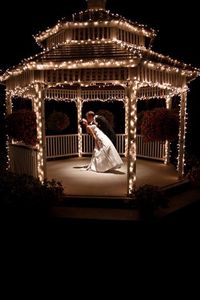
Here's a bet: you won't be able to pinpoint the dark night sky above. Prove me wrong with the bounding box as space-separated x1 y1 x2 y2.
0 0 200 154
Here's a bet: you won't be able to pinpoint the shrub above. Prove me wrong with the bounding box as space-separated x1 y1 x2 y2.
0 171 64 221
132 184 168 220
47 111 70 132
7 109 37 146
141 108 179 142
186 156 200 187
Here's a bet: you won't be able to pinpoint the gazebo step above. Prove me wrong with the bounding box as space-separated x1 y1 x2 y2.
59 195 133 209
50 206 139 223
58 179 191 209
160 179 191 196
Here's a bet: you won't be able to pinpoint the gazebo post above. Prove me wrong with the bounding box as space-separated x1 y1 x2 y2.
127 82 137 196
77 87 83 157
1 0 199 196
5 91 12 115
33 84 46 181
177 91 187 178
124 92 129 158
164 95 172 165
5 91 12 169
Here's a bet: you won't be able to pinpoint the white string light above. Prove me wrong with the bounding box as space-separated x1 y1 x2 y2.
1 0 199 190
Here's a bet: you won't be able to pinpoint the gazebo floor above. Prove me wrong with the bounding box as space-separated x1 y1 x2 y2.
46 157 179 197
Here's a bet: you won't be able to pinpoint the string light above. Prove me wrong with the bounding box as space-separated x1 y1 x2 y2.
5 91 13 171
177 91 187 178
33 84 45 181
77 89 83 157
164 95 172 165
1 38 199 82
34 13 155 45
126 83 137 195
1 0 199 191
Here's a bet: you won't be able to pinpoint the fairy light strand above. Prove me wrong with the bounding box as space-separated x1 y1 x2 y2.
0 0 199 191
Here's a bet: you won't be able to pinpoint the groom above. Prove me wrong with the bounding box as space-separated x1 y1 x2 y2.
86 111 116 146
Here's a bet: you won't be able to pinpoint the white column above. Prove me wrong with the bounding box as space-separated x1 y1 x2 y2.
126 82 137 196
33 84 46 181
5 90 12 170
5 90 12 115
177 91 187 178
164 95 172 165
77 88 82 157
124 92 129 157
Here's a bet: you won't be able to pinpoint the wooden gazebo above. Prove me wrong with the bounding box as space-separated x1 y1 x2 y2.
1 0 200 196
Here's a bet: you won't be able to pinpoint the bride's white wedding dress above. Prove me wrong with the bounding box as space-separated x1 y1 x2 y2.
87 124 123 172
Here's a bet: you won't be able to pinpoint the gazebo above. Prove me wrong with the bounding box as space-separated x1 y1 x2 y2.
1 0 200 196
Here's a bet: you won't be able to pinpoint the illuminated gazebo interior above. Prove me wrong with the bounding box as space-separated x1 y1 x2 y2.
1 0 199 196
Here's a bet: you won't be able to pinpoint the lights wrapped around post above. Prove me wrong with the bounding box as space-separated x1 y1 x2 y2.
33 84 46 181
5 91 13 170
177 91 187 178
164 95 172 165
124 96 129 157
77 88 83 157
127 82 137 196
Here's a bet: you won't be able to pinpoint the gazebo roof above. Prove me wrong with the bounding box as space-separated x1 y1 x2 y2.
34 12 155 44
1 40 199 81
34 1 156 45
20 43 140 63
0 0 199 82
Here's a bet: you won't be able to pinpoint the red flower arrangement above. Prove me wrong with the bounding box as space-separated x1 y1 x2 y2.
7 109 37 146
47 111 70 132
141 107 179 142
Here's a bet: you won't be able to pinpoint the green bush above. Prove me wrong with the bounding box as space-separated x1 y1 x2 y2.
0 171 64 221
187 164 200 188
132 184 168 220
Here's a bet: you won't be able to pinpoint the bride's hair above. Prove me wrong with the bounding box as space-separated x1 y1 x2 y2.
79 118 87 128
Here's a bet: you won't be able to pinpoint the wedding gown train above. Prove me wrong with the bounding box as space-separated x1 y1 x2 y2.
87 125 123 173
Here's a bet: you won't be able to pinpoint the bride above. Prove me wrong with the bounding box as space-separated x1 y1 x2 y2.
80 118 123 173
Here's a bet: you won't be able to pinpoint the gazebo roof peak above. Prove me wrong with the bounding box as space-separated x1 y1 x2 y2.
86 0 106 10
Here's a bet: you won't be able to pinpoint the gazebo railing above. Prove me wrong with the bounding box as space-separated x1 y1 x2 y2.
8 134 165 177
9 144 38 177
136 135 165 161
46 134 79 158
46 134 165 160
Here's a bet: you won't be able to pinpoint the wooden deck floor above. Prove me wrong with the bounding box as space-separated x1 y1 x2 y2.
46 157 179 197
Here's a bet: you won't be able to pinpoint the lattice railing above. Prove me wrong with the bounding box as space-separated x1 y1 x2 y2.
46 134 164 160
9 144 38 177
